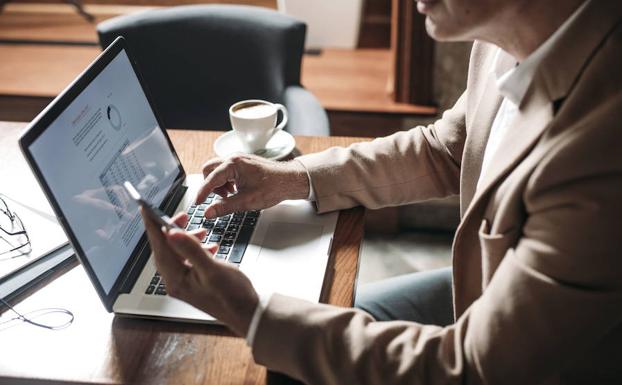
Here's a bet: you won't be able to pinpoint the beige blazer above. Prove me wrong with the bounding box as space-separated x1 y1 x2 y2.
251 2 622 384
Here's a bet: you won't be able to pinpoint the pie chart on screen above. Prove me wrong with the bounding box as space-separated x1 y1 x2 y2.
107 104 122 131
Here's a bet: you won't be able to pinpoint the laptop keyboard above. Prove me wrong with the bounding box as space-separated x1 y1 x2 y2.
145 192 260 296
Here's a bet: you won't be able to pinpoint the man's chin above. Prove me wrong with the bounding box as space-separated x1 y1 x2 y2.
424 16 468 42
417 1 451 41
424 17 449 41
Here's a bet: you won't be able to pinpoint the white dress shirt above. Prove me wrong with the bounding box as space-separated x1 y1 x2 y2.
246 0 590 346
477 0 589 188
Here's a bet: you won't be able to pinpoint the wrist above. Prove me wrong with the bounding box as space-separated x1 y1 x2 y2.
281 159 311 200
237 290 260 337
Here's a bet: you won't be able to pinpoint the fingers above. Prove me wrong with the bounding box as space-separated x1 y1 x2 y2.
171 213 206 241
204 193 249 219
140 208 187 279
166 229 212 271
188 227 207 241
171 212 189 228
201 158 222 178
205 243 218 255
195 160 236 204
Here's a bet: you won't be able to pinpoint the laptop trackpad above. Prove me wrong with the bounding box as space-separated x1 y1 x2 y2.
262 221 323 250
251 221 326 301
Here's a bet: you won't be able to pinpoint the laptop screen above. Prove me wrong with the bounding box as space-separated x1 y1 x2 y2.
29 49 180 294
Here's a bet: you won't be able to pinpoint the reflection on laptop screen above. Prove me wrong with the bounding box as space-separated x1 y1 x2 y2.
29 49 180 294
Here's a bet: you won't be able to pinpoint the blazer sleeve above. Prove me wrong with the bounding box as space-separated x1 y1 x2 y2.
251 140 622 385
295 93 467 213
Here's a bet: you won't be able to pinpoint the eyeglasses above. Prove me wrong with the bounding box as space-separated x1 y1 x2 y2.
0 195 32 257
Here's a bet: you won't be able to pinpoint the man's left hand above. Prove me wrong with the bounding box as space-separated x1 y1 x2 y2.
141 208 259 337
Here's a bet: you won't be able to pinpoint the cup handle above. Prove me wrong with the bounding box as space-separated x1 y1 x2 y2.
273 104 288 133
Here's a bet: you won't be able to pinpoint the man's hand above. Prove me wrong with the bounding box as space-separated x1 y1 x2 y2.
140 208 259 337
196 154 310 219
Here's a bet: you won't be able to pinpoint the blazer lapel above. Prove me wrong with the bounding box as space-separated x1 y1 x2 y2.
461 0 620 222
465 89 554 220
459 51 512 217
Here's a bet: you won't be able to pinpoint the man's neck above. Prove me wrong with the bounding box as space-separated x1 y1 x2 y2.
488 0 585 62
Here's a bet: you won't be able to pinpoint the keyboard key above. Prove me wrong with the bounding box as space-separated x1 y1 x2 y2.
209 235 222 242
154 272 160 277
221 239 234 247
246 211 259 218
227 224 239 233
187 224 200 231
199 204 209 210
214 253 227 260
208 192 215 198
229 225 253 263
145 285 156 295
243 217 257 226
212 227 225 235
218 245 230 254
150 276 160 285
155 287 167 295
190 217 203 225
195 210 205 217
187 207 195 215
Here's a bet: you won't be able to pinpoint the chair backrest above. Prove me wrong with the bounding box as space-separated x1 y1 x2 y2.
97 5 306 130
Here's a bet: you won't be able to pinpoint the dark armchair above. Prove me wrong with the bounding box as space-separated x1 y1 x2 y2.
97 5 329 135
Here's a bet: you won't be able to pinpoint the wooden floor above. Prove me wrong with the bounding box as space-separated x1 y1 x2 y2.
0 4 436 134
303 49 435 115
0 3 156 42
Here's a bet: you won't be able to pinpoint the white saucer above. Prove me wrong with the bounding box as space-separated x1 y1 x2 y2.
213 130 296 160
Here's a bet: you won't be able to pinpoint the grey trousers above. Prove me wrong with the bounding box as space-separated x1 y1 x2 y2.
354 267 454 326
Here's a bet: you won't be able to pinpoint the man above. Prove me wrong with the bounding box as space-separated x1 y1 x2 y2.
142 0 622 383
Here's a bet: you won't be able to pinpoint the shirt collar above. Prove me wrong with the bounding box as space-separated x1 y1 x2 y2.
492 0 590 106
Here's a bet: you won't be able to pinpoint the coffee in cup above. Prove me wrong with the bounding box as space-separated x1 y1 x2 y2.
229 100 288 153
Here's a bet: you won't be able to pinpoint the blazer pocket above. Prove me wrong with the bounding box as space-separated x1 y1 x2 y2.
478 219 520 287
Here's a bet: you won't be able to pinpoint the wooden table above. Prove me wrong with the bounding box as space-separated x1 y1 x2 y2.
0 121 367 385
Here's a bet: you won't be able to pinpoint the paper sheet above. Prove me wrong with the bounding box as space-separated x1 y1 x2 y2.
0 125 68 280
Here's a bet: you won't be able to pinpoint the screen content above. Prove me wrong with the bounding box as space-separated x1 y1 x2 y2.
30 50 180 294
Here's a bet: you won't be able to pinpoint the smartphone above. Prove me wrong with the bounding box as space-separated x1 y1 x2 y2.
123 181 181 230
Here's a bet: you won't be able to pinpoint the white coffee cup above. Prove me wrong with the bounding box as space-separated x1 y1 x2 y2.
229 99 288 153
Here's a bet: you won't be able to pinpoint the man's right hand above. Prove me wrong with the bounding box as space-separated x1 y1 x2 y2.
196 154 311 219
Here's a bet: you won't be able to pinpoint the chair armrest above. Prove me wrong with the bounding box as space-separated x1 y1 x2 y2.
283 86 330 136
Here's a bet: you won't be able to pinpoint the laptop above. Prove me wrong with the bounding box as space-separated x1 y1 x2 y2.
18 37 338 323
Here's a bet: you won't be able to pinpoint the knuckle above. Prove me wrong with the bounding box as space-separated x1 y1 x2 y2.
201 158 221 172
229 154 244 163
